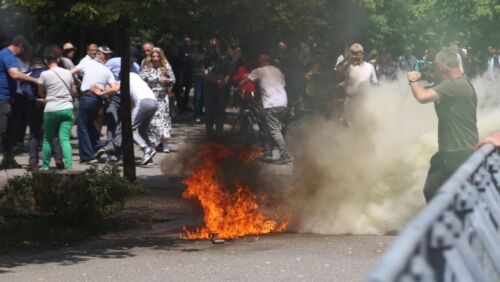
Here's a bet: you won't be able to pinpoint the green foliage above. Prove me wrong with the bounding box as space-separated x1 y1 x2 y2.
360 0 500 52
2 0 500 55
0 174 34 216
0 166 143 224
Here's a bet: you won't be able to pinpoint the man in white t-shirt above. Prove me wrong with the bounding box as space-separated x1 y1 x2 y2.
78 43 98 66
345 44 378 96
343 43 378 125
97 72 158 165
242 54 292 165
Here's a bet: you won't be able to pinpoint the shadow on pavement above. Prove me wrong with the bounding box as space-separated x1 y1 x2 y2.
0 235 189 273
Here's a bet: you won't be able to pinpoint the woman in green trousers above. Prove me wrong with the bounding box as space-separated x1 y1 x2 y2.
38 49 76 170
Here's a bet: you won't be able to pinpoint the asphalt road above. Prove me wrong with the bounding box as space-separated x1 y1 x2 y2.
0 233 393 282
0 113 394 281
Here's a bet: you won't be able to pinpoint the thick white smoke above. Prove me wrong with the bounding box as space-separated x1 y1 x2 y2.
288 74 500 235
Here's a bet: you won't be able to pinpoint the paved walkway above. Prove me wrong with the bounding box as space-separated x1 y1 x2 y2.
0 114 393 281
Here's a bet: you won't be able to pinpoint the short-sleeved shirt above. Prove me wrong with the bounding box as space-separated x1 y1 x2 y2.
129 72 156 104
74 59 116 92
60 56 75 70
105 57 140 81
248 65 287 109
433 76 478 152
346 62 378 96
0 47 19 101
78 55 92 66
39 67 74 112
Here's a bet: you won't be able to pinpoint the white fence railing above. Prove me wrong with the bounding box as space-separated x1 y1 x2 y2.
367 144 500 282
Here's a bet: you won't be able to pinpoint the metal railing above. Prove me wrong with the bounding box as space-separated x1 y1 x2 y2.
367 144 500 282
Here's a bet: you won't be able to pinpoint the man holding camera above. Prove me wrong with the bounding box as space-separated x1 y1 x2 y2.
408 47 478 202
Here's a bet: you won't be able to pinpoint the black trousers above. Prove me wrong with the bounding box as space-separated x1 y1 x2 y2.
204 84 226 135
0 100 11 154
423 150 473 202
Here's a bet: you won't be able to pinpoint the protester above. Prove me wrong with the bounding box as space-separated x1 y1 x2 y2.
78 43 98 65
397 46 418 72
71 46 119 164
191 43 206 122
12 42 32 150
462 47 480 78
304 47 334 116
226 38 242 68
140 47 176 153
61 42 76 69
241 54 293 165
232 54 266 141
342 43 378 125
376 52 398 81
174 35 195 112
407 47 478 202
203 38 229 136
275 41 304 116
415 48 437 84
140 42 154 69
102 55 140 162
99 72 158 165
368 49 378 67
38 49 76 170
0 35 39 169
486 46 500 80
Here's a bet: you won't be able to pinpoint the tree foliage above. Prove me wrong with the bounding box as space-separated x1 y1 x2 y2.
1 0 499 55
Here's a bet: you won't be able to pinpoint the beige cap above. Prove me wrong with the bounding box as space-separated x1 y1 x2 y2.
350 43 364 53
63 42 75 50
97 46 113 54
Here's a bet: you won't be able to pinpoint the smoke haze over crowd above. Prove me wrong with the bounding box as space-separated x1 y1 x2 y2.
287 74 500 235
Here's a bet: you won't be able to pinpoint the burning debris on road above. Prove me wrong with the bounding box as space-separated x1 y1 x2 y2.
180 143 290 240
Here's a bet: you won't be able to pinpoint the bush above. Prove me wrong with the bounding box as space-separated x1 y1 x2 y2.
0 173 35 216
0 166 142 224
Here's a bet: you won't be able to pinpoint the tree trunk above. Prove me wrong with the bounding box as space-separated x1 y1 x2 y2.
118 16 136 182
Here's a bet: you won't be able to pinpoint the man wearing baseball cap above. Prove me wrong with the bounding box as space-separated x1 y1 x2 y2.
71 45 119 164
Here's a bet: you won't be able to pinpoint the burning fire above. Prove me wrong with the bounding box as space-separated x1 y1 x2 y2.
181 143 290 240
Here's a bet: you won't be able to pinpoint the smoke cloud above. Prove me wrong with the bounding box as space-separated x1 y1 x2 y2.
287 74 500 235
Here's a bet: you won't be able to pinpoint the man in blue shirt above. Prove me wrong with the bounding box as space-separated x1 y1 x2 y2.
0 35 39 169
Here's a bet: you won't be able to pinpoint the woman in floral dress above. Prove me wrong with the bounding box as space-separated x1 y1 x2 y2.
140 47 176 152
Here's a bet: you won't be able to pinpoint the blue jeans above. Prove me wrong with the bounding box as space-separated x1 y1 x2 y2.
105 95 121 146
77 92 103 162
193 75 204 117
264 107 290 158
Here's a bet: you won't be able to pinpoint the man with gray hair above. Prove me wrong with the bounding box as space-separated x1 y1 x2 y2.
408 47 478 202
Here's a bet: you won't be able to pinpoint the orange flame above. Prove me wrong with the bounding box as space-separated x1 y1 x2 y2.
181 143 290 239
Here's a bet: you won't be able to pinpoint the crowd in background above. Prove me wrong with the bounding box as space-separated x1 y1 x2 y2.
0 33 499 170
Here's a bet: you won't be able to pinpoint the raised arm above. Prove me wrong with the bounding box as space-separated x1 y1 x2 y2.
408 71 438 104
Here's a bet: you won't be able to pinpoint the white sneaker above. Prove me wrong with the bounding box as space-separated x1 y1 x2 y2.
142 147 156 165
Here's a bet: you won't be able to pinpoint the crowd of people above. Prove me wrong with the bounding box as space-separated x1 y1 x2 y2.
1 33 500 183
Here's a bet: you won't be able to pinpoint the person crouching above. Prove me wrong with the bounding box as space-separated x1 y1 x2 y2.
93 72 158 166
